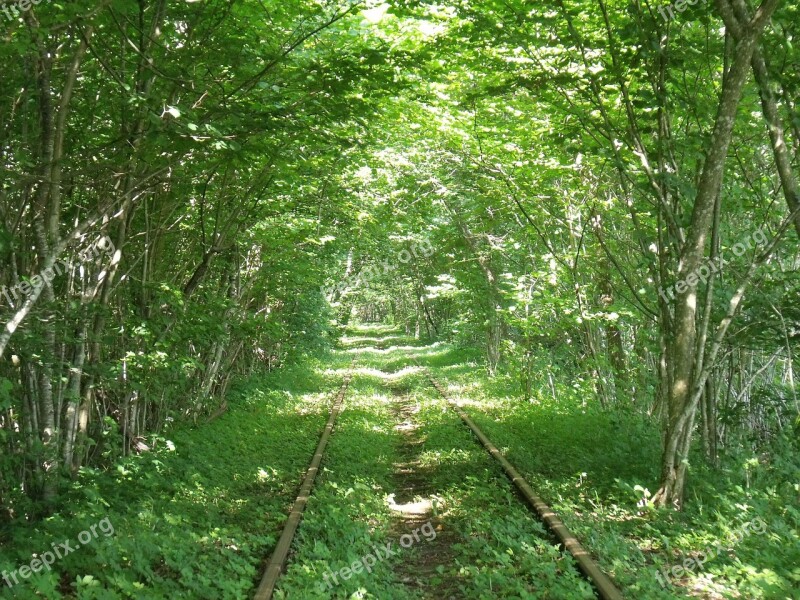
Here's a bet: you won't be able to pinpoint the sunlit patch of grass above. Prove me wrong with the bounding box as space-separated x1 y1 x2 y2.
409 399 596 598
273 354 412 599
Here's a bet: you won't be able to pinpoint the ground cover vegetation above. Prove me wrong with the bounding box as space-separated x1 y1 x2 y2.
1 0 799 597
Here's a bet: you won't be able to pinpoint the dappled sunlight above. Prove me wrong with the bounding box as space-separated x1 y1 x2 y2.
421 380 489 410
347 392 394 407
345 324 401 334
416 447 477 470
447 397 485 410
275 391 332 416
266 331 796 597
344 342 443 355
443 385 511 410
386 494 433 517
2 0 795 594
323 365 424 382
340 334 416 346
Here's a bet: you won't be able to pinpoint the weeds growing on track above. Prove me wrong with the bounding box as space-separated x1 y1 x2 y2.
275 330 595 598
2 325 796 598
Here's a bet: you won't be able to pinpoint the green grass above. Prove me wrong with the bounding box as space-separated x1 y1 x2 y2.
425 347 800 599
408 389 595 599
277 331 596 598
272 374 412 599
0 358 348 599
3 328 796 599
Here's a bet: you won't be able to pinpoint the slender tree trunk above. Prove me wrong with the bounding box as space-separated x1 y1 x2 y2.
725 0 800 238
62 324 87 470
653 0 780 508
702 376 719 465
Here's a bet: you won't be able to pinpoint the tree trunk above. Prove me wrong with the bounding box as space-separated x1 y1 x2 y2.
653 0 779 508
725 0 800 238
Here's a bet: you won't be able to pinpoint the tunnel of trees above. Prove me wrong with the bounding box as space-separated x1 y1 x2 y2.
0 0 798 596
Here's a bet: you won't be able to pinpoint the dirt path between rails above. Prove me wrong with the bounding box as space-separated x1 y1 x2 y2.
387 380 462 599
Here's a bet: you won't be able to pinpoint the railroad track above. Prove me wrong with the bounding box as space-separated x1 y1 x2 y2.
253 373 352 600
253 362 623 600
421 368 623 600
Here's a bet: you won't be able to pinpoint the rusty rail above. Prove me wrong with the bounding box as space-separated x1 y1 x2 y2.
423 369 624 600
253 373 352 600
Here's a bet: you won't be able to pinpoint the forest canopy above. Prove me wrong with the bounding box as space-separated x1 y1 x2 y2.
0 0 798 596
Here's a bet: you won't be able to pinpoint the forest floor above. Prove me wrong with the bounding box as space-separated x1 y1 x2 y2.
0 325 797 599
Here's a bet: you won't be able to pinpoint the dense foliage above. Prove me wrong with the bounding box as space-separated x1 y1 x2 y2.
1 0 798 596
